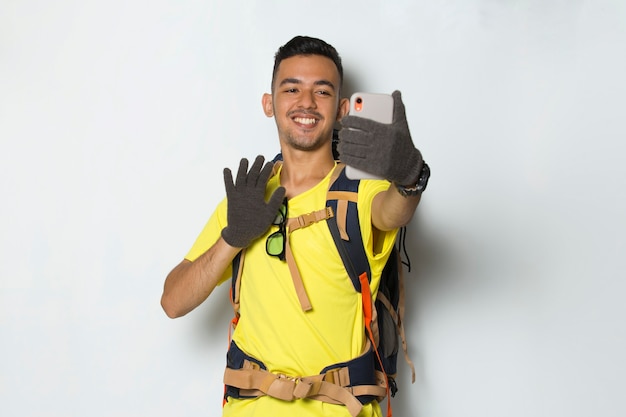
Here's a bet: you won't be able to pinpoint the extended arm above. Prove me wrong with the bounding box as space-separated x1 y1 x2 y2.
339 90 429 231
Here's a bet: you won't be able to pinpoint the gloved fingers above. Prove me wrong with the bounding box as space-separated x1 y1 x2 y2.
223 167 235 194
337 133 373 165
257 159 276 188
339 151 370 168
339 114 385 132
246 155 265 186
234 158 250 187
338 138 372 159
391 90 408 125
266 186 286 213
338 126 377 148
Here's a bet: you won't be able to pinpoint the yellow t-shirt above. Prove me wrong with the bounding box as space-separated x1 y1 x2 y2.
185 164 398 417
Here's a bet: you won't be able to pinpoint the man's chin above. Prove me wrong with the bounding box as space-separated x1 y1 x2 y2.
288 135 332 151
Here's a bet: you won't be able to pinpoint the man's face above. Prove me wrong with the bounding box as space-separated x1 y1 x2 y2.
263 55 348 152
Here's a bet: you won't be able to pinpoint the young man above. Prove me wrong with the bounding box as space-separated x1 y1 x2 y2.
161 36 429 417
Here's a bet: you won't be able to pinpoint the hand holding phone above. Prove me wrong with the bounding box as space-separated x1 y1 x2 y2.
339 90 424 186
342 92 394 180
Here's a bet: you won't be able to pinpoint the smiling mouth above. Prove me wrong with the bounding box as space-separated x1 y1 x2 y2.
293 117 318 126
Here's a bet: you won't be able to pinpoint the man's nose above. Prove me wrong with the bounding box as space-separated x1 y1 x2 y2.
297 90 317 109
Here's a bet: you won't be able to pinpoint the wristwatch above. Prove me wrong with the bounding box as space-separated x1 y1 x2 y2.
396 162 430 197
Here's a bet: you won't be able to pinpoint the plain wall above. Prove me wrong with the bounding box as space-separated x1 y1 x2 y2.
1 1 625 416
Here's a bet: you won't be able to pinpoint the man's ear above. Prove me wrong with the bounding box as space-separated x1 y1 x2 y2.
262 93 274 117
336 97 350 121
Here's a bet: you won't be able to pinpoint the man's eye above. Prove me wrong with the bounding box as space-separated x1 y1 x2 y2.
316 90 331 96
285 88 298 93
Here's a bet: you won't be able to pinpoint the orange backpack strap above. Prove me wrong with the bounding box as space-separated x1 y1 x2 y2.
359 273 393 417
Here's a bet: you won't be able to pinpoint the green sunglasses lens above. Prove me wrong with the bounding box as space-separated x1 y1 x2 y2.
267 198 287 260
266 231 284 256
274 204 287 224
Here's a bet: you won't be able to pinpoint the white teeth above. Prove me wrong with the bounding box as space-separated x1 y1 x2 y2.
294 117 317 125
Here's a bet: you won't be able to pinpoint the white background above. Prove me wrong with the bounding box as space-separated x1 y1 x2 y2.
1 1 625 416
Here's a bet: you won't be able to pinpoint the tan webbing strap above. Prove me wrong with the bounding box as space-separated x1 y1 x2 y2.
283 207 335 312
287 207 335 232
224 366 297 401
370 296 381 346
396 250 416 383
272 160 283 176
376 291 414 383
284 236 312 311
337 199 350 240
328 162 344 185
229 249 246 342
351 377 387 398
224 362 385 417
304 380 363 417
326 163 359 242
375 255 416 383
376 294 397 326
231 249 245 310
326 190 359 203
323 366 351 387
234 159 335 313
326 190 358 241
279 163 356 310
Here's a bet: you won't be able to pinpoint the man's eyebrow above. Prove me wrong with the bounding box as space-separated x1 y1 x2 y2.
278 78 302 87
278 78 337 91
314 80 337 90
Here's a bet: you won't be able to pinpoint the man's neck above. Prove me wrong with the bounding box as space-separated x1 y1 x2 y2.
278 148 336 198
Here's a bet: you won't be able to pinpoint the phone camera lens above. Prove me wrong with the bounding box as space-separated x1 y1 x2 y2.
356 97 362 104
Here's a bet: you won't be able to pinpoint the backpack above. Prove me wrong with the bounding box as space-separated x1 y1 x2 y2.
324 162 416 405
225 137 415 416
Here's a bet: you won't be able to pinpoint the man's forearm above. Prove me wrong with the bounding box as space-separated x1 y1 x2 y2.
161 237 240 318
371 184 422 231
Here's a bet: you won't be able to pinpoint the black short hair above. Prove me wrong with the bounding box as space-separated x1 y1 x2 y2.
271 36 343 91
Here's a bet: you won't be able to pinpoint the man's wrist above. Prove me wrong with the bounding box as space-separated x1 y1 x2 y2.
395 162 430 197
221 227 248 249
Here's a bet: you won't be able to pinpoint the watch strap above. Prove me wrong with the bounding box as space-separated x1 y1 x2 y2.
396 162 430 197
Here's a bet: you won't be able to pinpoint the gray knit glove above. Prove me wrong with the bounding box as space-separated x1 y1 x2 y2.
338 90 423 185
221 156 286 248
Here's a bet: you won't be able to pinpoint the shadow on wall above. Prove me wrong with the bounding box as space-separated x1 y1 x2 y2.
393 206 473 415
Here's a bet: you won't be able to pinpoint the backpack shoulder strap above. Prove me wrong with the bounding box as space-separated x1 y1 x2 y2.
326 164 397 416
325 164 371 293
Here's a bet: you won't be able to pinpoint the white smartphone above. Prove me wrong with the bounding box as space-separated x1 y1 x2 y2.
344 92 394 180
